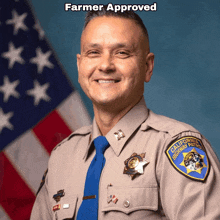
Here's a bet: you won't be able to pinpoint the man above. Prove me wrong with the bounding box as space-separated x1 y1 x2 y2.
31 7 220 220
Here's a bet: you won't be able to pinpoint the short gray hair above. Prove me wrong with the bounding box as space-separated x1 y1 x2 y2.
83 5 149 42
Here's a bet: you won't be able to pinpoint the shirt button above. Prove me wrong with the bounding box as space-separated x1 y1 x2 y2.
123 200 130 208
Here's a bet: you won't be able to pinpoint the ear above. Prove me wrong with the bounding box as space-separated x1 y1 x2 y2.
145 52 154 83
76 54 81 82
76 54 81 72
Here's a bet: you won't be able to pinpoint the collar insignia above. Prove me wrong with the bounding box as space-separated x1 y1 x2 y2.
123 153 149 179
114 129 125 141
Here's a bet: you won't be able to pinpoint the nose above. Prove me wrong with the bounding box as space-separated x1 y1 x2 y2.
98 53 116 73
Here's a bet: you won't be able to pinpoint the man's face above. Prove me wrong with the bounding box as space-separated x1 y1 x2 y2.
77 16 154 110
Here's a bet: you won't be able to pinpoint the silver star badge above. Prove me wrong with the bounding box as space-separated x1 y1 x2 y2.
123 153 149 179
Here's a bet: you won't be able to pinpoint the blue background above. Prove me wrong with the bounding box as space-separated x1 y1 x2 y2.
28 0 220 157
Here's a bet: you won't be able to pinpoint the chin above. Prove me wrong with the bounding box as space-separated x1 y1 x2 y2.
95 99 114 106
92 96 118 106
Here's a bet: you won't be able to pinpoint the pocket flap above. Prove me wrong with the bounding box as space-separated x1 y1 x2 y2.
102 186 158 214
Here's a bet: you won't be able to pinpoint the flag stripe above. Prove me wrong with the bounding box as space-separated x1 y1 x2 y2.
0 206 10 220
32 110 72 154
4 130 49 193
0 153 35 220
57 92 91 131
3 92 91 200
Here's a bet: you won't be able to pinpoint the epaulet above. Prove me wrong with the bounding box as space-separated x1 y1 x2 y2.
67 125 92 141
141 110 199 138
53 125 92 151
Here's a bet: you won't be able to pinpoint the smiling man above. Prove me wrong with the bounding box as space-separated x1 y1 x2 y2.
31 7 220 220
77 15 154 136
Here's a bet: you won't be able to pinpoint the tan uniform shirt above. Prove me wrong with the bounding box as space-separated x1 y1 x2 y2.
30 97 220 220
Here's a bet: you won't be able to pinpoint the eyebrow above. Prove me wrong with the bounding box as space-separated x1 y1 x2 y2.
83 43 135 51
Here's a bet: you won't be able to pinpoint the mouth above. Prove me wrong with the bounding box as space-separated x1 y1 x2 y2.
95 79 120 83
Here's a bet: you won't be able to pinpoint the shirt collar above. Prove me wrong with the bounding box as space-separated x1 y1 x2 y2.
83 118 102 160
106 97 148 156
84 97 149 160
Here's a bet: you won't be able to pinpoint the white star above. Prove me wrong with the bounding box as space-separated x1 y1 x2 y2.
33 21 45 40
0 108 14 134
1 42 25 69
0 76 20 102
6 10 28 35
26 80 51 106
30 47 54 74
136 159 148 174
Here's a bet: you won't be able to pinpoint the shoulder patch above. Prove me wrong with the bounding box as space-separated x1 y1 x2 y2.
36 169 48 196
165 136 209 182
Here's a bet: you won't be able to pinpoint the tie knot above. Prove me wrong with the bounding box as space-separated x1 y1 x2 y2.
93 136 109 155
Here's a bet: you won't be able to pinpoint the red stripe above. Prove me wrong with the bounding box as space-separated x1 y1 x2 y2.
0 152 35 220
33 110 72 154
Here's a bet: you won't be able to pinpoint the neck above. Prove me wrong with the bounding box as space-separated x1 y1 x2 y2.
93 97 142 136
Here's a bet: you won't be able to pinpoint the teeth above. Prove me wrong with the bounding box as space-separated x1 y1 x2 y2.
98 80 115 83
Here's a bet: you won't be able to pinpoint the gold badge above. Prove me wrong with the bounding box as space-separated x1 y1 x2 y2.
123 153 149 179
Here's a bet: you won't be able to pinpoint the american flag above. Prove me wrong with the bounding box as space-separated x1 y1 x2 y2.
0 0 91 219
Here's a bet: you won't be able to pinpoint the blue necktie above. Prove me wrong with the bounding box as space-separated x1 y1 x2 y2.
76 136 110 220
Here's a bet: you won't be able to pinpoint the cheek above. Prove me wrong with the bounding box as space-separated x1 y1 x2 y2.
78 64 91 81
120 61 146 92
78 72 84 87
79 59 97 78
78 70 90 91
118 60 142 81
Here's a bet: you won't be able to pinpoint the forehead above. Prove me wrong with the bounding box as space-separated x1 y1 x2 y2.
81 16 146 49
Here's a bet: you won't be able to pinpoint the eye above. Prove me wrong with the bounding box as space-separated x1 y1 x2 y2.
118 51 128 54
86 50 100 57
116 50 130 58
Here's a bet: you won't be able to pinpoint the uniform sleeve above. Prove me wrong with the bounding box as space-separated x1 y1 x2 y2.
157 131 220 220
30 172 53 220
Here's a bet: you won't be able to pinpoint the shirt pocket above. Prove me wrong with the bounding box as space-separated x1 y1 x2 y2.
52 195 78 220
102 186 158 215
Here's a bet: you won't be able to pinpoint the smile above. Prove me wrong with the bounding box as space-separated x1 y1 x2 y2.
96 80 120 83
